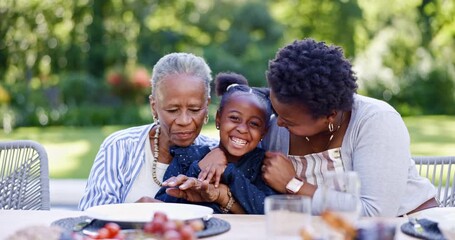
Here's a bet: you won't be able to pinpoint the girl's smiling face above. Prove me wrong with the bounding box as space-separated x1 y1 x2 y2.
216 93 268 162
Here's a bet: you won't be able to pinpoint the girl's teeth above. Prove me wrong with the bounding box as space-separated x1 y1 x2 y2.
231 137 247 145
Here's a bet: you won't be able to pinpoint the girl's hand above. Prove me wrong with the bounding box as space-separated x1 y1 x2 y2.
262 151 296 193
165 174 220 202
197 147 227 187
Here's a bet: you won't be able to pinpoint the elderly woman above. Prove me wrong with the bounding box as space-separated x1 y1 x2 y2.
79 53 218 210
261 39 438 217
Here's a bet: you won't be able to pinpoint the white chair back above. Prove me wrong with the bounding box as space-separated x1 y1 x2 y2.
0 140 50 210
413 156 455 207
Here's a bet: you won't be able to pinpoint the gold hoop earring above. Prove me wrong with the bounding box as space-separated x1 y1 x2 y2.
328 122 334 132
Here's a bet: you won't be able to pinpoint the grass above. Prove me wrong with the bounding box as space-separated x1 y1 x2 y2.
404 115 455 156
1 115 454 179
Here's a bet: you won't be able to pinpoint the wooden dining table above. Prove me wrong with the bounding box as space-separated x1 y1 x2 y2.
1 208 452 240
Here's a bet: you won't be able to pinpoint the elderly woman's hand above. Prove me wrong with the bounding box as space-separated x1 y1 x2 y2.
197 147 227 187
262 151 296 193
164 174 221 203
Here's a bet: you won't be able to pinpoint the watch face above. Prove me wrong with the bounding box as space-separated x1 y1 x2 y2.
286 177 304 193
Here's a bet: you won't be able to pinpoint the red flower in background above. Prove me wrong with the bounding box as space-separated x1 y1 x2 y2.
131 68 150 88
107 72 123 86
106 67 151 103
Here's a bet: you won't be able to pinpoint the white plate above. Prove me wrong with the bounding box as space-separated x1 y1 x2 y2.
84 203 213 222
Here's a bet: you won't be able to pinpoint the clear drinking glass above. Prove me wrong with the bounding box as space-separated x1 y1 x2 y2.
265 195 312 240
322 171 361 224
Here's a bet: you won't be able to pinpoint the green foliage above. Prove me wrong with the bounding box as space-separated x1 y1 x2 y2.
59 72 106 106
355 0 455 115
60 104 151 126
269 0 362 57
398 63 455 115
359 47 455 116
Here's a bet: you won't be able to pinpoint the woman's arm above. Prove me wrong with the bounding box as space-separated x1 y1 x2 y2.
313 112 411 217
353 112 410 216
215 184 245 214
79 145 124 210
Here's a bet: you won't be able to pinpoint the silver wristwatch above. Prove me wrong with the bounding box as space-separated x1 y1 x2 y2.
286 176 304 194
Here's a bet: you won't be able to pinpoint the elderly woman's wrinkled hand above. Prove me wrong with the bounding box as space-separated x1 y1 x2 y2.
164 174 220 203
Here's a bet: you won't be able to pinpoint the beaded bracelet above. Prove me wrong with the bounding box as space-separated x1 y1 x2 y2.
220 188 235 214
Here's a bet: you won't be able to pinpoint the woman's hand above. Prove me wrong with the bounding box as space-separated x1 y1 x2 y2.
197 147 227 187
262 151 296 193
164 174 220 203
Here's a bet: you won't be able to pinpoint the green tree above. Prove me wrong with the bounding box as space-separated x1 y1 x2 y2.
355 0 455 115
268 0 362 57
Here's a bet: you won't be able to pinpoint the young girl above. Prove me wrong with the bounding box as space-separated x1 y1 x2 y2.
155 72 277 214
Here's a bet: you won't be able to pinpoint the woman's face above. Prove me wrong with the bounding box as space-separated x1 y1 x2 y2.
216 94 267 161
269 91 329 137
151 73 209 147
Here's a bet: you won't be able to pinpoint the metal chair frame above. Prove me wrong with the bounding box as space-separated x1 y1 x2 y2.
413 156 455 207
0 140 50 210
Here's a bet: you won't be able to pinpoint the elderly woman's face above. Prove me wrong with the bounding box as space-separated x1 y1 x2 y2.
151 73 209 147
270 91 329 137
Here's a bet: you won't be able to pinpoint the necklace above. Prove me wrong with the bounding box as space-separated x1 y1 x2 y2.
151 124 162 186
305 112 345 152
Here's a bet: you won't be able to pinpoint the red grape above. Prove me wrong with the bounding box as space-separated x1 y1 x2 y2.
163 229 182 240
153 211 168 222
163 220 178 232
144 218 166 234
141 211 197 240
104 222 121 237
94 228 110 239
179 225 196 240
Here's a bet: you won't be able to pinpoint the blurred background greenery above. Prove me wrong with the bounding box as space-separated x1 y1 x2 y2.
1 0 454 178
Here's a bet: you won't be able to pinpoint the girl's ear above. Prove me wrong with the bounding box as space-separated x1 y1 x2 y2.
215 110 221 130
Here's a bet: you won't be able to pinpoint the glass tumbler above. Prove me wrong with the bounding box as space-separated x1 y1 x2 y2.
265 195 312 240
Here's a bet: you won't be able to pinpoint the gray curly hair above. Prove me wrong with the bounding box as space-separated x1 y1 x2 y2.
150 52 212 99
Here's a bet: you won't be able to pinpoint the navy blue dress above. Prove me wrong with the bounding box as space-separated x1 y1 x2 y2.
155 145 278 214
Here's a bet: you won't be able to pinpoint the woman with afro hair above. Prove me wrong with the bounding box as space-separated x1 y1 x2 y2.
260 38 437 217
